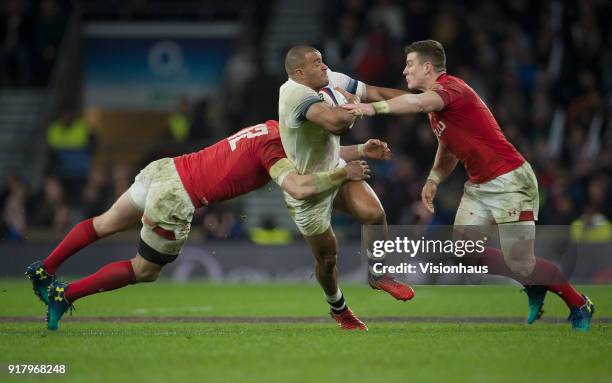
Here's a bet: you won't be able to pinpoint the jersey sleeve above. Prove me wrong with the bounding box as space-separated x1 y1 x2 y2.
433 81 464 109
328 69 367 95
259 139 288 173
286 82 322 125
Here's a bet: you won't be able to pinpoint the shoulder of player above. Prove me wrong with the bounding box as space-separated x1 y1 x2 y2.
281 78 317 96
442 74 473 92
437 74 459 87
326 69 347 87
434 74 473 105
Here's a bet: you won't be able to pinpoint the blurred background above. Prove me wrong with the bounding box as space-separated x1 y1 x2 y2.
1 0 611 281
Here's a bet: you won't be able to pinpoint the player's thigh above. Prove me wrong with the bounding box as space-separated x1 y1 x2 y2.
93 191 143 236
93 158 161 236
333 180 385 224
482 162 540 224
285 190 336 238
454 187 496 242
139 159 195 265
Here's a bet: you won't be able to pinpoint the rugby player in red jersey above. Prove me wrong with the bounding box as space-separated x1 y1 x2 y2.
343 40 594 331
25 120 388 330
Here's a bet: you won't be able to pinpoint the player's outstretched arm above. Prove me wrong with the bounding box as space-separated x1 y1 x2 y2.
269 158 370 200
328 70 405 102
363 84 407 102
421 141 458 213
342 91 444 117
340 139 392 162
305 102 357 135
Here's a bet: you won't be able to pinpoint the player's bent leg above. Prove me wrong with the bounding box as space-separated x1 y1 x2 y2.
304 228 340 297
333 180 386 271
46 250 171 331
498 222 546 324
333 181 414 301
498 220 593 329
92 190 144 238
28 216 102 303
333 180 386 225
304 228 367 330
498 221 536 278
131 253 163 282
46 260 138 331
27 191 143 306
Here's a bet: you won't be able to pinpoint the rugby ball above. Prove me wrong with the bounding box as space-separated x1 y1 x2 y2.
318 86 348 106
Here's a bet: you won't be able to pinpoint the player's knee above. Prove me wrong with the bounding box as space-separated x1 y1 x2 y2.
316 253 337 273
91 215 109 237
131 258 161 283
92 212 120 238
134 267 160 283
359 207 386 225
503 250 535 278
501 234 536 278
506 258 535 278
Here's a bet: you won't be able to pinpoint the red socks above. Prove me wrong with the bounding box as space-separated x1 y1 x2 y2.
530 258 586 307
477 248 586 308
43 218 99 274
65 261 136 302
42 218 138 303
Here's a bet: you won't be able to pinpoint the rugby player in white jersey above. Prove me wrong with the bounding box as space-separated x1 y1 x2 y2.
278 45 414 330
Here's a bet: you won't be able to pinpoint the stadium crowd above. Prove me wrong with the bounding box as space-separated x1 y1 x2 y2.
1 0 611 243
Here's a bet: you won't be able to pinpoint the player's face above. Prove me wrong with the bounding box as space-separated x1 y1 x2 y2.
301 51 329 89
403 52 426 90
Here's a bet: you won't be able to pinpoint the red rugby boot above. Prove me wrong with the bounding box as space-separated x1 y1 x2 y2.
369 274 415 301
330 308 368 331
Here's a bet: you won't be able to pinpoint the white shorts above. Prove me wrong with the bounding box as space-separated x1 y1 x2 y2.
129 158 195 259
284 160 345 237
454 162 539 225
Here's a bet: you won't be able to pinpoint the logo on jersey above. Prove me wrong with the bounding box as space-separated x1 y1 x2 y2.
227 124 269 151
428 113 446 137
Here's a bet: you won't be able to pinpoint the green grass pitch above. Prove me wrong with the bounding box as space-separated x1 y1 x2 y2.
1 280 611 383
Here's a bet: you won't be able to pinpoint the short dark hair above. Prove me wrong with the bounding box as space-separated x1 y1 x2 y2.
284 45 318 76
404 40 446 72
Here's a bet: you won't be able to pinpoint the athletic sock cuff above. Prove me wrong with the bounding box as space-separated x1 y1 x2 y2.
325 288 343 304
125 261 137 284
83 218 100 241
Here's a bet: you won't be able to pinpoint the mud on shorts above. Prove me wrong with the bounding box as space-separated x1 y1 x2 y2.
128 158 195 266
284 185 340 237
454 161 540 225
283 159 347 237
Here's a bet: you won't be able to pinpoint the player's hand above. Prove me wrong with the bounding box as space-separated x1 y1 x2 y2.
345 160 371 181
341 102 375 117
334 87 360 104
421 179 438 214
363 139 392 160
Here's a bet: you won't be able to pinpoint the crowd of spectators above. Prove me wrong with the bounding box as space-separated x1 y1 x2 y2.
1 0 611 244
0 0 69 88
317 0 612 240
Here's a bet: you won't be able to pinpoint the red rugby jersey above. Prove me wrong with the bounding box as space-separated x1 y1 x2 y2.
173 120 285 208
430 73 524 184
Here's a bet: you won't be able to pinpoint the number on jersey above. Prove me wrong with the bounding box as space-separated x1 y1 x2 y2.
227 124 269 151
